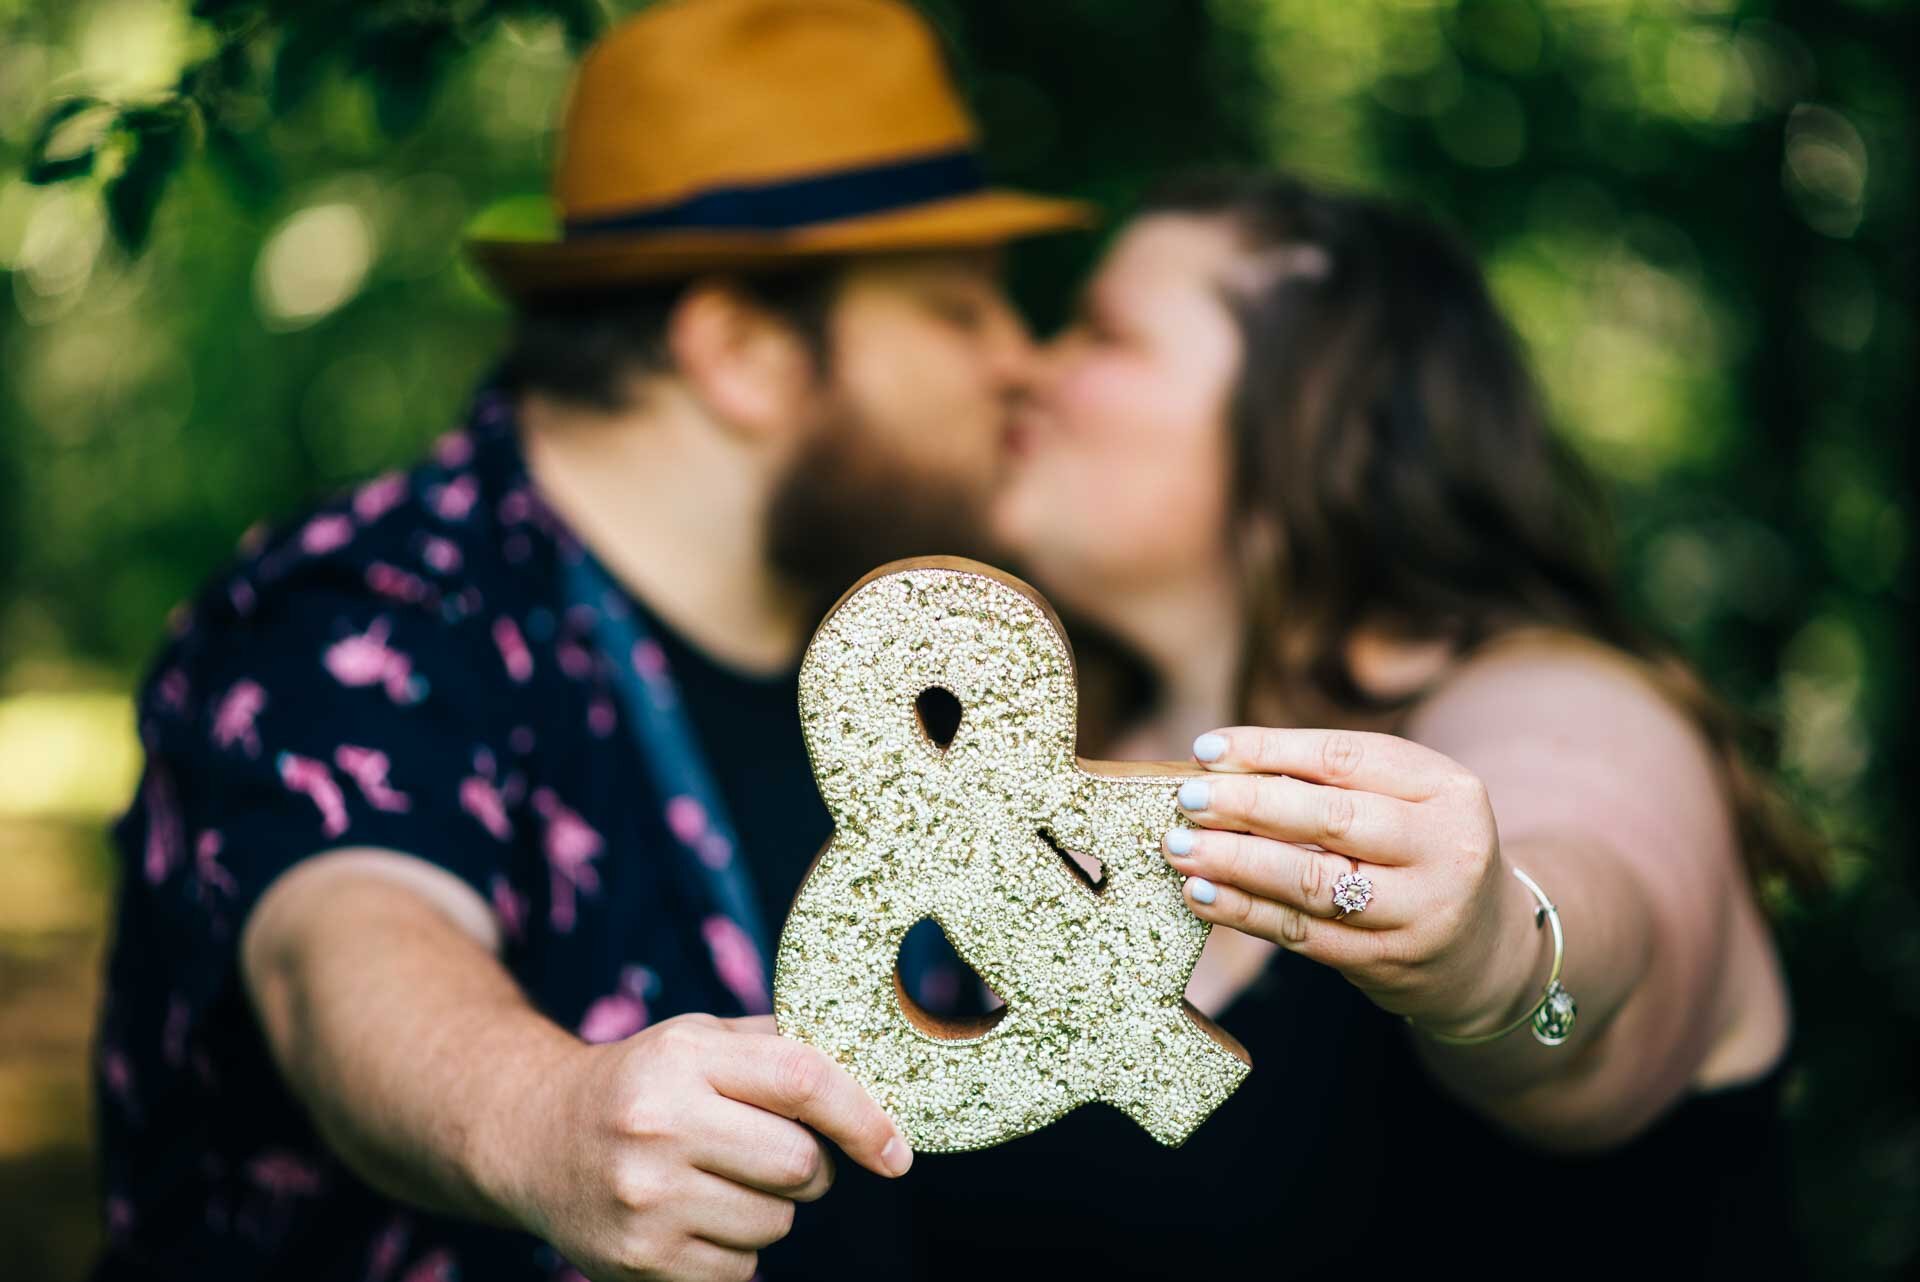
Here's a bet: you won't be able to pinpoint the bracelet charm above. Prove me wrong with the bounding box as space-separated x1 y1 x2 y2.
1406 865 1577 1048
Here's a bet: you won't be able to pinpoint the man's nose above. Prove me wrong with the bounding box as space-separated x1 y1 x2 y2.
984 305 1040 390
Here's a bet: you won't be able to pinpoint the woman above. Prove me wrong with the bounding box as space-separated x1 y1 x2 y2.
902 171 1824 1279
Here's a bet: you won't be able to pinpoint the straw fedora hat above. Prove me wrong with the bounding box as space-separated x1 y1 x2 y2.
465 0 1097 300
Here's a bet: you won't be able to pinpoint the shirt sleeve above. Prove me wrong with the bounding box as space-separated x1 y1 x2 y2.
115 572 524 951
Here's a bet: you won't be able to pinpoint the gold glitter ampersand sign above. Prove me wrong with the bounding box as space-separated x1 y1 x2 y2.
774 556 1252 1152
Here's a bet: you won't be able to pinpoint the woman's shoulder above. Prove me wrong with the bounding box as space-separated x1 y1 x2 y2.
1401 625 1719 776
1400 623 1748 916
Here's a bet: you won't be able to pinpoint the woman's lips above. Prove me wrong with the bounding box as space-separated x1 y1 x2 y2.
1002 403 1048 459
1002 418 1031 458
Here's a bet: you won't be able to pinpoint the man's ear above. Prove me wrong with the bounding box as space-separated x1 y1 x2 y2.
666 278 820 441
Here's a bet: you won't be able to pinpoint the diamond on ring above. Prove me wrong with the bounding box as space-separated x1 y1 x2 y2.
1332 870 1373 917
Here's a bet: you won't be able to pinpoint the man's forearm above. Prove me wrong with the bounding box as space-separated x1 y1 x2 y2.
241 859 579 1226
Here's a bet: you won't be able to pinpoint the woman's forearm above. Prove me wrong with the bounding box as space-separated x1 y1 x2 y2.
1401 834 1689 1152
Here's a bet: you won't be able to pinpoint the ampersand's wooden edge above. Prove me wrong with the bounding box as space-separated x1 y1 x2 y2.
1183 997 1253 1066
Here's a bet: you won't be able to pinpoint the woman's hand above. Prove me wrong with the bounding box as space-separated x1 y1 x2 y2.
1162 726 1539 1035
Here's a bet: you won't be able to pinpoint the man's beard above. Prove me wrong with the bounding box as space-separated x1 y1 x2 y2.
765 400 1010 625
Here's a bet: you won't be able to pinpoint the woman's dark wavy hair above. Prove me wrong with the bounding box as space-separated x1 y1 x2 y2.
1140 169 1829 909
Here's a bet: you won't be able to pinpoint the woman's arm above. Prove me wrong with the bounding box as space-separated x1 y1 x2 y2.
1396 636 1739 1150
1162 634 1750 1154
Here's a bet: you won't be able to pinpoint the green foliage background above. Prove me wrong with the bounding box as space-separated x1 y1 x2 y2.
0 1 1912 1278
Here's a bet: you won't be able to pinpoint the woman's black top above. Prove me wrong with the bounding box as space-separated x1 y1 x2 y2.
884 941 1808 1282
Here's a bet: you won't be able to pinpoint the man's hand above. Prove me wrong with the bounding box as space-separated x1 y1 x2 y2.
487 1012 912 1282
241 849 912 1282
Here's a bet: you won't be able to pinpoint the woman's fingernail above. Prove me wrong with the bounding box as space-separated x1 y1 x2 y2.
1178 779 1210 811
1187 877 1218 905
882 1135 914 1176
1192 733 1228 762
1164 827 1195 857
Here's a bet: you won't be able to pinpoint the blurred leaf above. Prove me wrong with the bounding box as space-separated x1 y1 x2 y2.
463 191 561 242
552 0 606 50
23 97 108 185
190 0 259 18
103 105 190 251
205 121 279 209
269 20 346 117
353 17 458 137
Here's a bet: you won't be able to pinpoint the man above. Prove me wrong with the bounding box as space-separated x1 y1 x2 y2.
90 2 1091 1279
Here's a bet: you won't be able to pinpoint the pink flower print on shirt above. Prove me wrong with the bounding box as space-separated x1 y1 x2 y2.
630 639 677 709
493 615 533 683
195 829 237 899
459 750 513 842
229 577 257 617
420 535 463 574
533 787 604 932
366 1214 412 1281
497 487 533 525
427 473 478 521
587 697 616 738
579 965 657 1044
142 764 184 884
102 1045 139 1121
334 744 412 813
105 1194 134 1240
353 470 409 523
278 752 349 838
366 561 433 604
665 795 733 870
556 633 594 680
162 994 190 1069
433 428 474 467
325 617 424 705
212 679 267 757
490 875 528 942
299 513 355 555
702 915 769 1014
156 665 190 715
400 1249 458 1282
247 1151 323 1195
459 777 512 840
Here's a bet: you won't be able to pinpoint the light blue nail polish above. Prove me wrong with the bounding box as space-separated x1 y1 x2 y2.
1192 733 1228 762
1165 827 1194 856
1188 877 1217 905
1178 779 1210 811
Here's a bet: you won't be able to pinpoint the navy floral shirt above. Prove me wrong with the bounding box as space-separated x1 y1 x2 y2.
91 382 926 1281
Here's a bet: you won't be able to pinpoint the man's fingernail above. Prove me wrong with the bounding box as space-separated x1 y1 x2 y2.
1164 827 1195 857
1192 733 1228 762
882 1135 913 1176
1187 877 1218 905
1178 780 1210 811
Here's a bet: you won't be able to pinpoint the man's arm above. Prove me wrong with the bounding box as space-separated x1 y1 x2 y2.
239 848 568 1226
239 847 916 1282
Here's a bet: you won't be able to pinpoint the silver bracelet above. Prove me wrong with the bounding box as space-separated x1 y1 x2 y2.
1404 865 1578 1047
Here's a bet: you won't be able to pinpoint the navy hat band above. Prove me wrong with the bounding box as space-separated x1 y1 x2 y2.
563 147 987 238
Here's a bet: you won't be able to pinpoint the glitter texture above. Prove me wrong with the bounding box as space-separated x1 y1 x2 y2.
774 557 1252 1152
